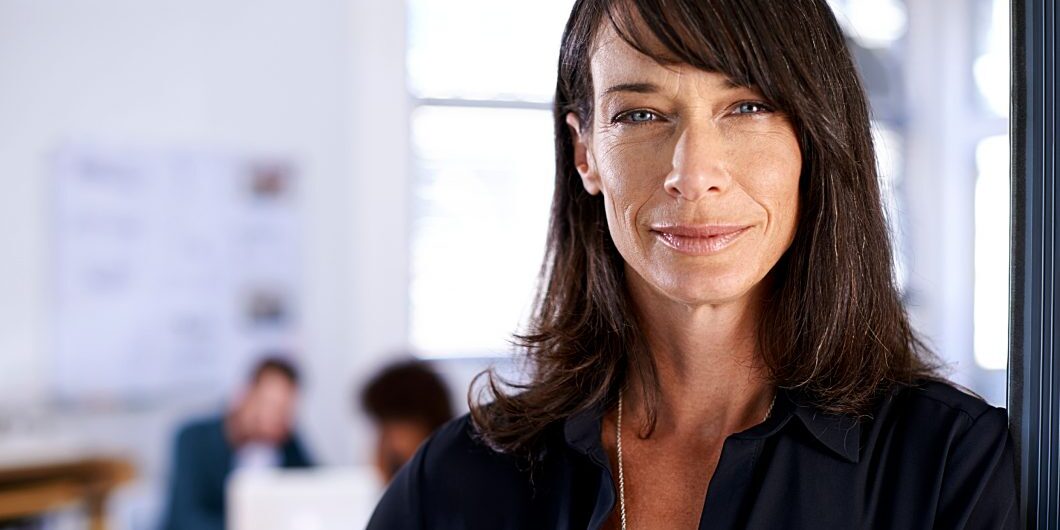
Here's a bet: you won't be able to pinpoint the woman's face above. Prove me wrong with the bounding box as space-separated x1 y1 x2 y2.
567 26 802 308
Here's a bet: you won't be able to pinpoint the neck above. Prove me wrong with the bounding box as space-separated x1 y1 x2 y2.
624 270 774 439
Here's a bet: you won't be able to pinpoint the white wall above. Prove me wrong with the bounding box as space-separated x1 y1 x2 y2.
0 0 413 526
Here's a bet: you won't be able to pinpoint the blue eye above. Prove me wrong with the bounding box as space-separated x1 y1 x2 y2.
616 109 659 124
734 101 772 114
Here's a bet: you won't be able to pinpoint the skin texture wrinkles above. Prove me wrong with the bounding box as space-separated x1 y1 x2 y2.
565 24 803 530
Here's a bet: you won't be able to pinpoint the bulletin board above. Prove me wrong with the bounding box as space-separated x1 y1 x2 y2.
50 143 300 404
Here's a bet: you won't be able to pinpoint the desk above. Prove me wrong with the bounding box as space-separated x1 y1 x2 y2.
0 454 135 530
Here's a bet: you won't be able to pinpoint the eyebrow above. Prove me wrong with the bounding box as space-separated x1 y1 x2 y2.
602 82 661 96
601 78 746 97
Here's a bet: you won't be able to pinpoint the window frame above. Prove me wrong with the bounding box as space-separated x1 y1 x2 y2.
1009 0 1059 526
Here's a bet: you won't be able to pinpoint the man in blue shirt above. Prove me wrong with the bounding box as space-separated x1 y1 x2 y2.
161 357 313 530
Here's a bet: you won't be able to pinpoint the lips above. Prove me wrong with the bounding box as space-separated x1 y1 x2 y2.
650 224 751 255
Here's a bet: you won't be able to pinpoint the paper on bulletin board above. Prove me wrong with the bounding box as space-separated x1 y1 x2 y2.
50 143 300 405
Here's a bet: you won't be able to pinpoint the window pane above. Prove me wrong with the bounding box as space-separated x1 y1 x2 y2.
410 106 554 356
973 135 1010 370
828 0 908 48
973 0 1010 117
407 0 574 102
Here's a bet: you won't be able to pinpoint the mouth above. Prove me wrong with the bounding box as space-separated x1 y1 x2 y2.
649 224 752 256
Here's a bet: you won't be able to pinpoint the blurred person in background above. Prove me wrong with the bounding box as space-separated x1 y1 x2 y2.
361 360 454 483
161 356 313 530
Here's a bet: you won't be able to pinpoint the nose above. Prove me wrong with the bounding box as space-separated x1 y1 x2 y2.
663 123 732 201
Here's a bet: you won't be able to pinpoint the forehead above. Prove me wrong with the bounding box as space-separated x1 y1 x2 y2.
589 23 736 98
590 24 660 76
256 371 296 394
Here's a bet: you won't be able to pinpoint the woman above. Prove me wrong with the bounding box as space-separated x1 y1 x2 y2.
369 0 1018 528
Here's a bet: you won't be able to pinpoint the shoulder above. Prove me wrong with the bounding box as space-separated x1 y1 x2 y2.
177 415 224 436
865 378 1014 482
173 415 226 451
893 379 998 417
417 413 537 492
870 380 1018 525
879 378 1007 435
368 413 552 529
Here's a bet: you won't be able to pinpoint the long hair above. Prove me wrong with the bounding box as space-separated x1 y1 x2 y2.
471 0 939 454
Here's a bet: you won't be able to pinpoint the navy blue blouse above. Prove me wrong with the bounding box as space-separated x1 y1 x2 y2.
367 380 1018 529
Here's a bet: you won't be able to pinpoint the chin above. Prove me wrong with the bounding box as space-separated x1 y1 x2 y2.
655 271 756 307
672 287 751 307
626 255 767 308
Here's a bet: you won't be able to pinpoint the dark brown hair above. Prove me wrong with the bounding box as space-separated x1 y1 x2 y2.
362 360 454 432
251 355 301 387
471 0 939 454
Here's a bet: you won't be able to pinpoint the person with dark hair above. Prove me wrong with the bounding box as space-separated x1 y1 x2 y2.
368 0 1018 528
161 356 313 530
361 360 454 483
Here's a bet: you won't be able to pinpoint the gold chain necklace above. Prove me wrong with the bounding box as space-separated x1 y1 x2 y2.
615 392 776 530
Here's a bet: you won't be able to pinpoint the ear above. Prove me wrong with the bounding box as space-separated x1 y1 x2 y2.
565 112 601 195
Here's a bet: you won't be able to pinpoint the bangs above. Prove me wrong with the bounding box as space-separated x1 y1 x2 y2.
602 0 794 106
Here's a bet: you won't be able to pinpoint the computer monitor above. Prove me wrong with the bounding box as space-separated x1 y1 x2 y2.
228 466 382 530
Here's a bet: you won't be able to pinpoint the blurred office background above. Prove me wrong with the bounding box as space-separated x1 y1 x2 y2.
0 0 1011 528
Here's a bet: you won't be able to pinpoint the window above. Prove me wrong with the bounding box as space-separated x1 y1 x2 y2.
971 0 1011 371
408 0 1012 393
831 0 1010 404
407 0 573 357
974 134 1010 370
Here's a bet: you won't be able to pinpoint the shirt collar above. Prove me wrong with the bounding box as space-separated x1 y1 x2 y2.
782 388 862 464
562 402 616 530
563 387 862 464
563 401 607 460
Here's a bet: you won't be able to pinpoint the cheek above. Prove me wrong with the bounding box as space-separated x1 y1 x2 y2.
594 138 671 240
598 172 655 259
746 139 801 241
